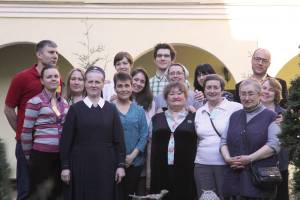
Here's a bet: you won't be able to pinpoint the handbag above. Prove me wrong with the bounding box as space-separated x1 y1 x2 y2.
250 162 282 189
241 112 282 189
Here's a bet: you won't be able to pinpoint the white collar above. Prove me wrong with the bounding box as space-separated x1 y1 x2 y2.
201 98 228 113
83 96 105 108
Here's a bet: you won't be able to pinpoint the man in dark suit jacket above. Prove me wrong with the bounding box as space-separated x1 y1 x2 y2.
235 48 288 107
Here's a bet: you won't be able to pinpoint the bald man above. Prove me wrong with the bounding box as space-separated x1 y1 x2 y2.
235 48 288 107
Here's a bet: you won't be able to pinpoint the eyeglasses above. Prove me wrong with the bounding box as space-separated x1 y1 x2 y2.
156 54 171 58
240 92 258 98
253 57 269 64
169 71 185 76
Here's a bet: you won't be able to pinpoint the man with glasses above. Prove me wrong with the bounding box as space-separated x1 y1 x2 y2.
234 48 287 107
149 43 176 96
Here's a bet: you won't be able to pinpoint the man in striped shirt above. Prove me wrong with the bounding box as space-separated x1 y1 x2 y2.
149 43 176 97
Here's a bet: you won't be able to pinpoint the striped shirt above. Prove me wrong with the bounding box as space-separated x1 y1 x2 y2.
21 90 69 158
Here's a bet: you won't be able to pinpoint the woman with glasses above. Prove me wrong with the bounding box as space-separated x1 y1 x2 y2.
220 79 281 200
155 63 203 112
60 66 126 200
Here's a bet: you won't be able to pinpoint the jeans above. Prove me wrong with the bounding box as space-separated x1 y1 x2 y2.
15 141 29 200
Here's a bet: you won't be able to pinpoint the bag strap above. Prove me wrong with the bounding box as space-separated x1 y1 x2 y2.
206 111 221 137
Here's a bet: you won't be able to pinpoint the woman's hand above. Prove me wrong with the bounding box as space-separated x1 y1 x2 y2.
61 169 71 185
115 167 125 184
194 90 205 102
125 154 134 167
275 114 283 125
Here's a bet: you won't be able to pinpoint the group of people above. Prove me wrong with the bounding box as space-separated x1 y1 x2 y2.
4 40 289 200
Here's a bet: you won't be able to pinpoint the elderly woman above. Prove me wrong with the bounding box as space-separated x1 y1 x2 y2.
261 78 289 200
60 66 126 200
220 79 281 200
150 82 197 200
155 63 203 112
194 74 242 198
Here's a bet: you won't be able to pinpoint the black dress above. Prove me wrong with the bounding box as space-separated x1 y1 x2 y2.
60 101 125 200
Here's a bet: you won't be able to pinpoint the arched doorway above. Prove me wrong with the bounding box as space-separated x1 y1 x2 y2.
276 54 300 88
0 42 73 178
133 43 236 91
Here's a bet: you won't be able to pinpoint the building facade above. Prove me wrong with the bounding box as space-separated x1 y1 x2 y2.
1 0 300 177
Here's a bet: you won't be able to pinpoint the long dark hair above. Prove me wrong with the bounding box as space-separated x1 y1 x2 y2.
131 68 153 111
193 63 216 92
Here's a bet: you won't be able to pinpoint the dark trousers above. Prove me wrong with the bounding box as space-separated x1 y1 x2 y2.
224 197 273 200
123 165 143 200
275 170 289 200
15 141 29 200
28 150 62 200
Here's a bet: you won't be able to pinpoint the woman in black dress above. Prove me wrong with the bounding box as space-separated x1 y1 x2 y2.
60 66 126 200
150 82 197 200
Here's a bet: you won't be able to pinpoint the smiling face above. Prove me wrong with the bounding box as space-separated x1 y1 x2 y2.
115 79 133 101
240 83 261 110
41 68 60 93
69 70 84 95
261 80 276 104
132 72 146 93
115 57 132 73
85 72 104 98
166 87 186 110
154 48 172 72
168 65 185 83
204 80 223 104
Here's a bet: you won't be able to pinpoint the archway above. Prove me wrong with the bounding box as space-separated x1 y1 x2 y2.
276 54 300 88
0 42 73 178
133 43 236 91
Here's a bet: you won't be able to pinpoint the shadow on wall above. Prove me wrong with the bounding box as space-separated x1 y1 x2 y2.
133 43 237 90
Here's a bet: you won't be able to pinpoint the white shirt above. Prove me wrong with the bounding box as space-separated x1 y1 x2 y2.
194 98 242 165
102 80 115 101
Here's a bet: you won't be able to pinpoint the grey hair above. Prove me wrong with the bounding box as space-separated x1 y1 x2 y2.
239 79 262 93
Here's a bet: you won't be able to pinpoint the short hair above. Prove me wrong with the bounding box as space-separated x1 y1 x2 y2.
113 72 132 86
239 79 262 94
163 82 188 100
40 65 58 79
85 65 106 80
153 43 176 61
203 74 225 91
36 40 57 53
113 52 133 67
65 68 86 102
166 63 187 79
193 64 216 91
262 78 282 105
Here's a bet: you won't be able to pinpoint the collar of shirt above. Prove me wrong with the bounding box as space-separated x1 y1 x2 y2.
83 96 105 108
155 72 168 81
200 98 229 118
250 74 268 84
41 89 62 103
165 109 188 132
